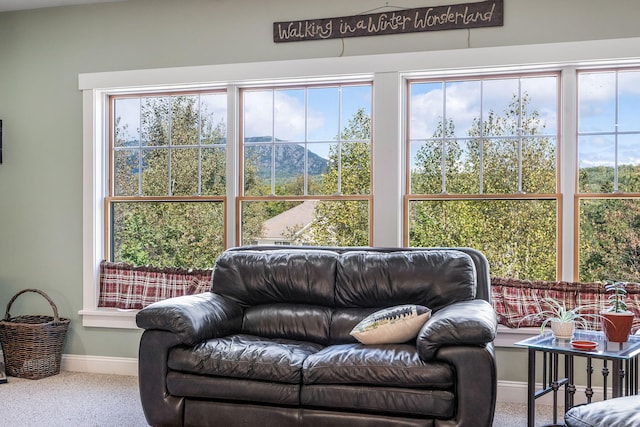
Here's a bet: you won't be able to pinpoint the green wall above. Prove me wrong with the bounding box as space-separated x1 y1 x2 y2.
1 0 639 371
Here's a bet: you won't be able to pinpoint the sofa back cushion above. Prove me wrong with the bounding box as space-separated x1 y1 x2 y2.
211 249 338 306
242 304 332 346
335 250 477 312
211 247 477 345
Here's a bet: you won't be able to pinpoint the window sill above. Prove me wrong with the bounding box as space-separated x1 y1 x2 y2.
78 308 139 329
494 325 540 347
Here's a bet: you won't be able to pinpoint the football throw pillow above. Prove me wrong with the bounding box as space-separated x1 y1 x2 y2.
350 304 432 345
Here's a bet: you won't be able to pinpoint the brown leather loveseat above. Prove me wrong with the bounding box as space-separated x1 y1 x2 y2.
136 246 498 426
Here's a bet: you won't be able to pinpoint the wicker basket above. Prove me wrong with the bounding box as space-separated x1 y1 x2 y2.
0 289 69 379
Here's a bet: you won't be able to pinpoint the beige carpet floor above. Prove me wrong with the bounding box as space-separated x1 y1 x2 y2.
0 371 560 426
0 371 147 426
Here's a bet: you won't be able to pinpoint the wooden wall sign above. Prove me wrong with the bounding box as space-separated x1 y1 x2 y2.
274 0 503 43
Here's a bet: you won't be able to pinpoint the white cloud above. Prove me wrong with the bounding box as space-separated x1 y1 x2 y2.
243 90 327 141
410 77 558 140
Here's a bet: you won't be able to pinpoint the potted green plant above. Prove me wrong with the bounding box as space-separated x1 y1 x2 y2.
523 298 600 340
601 280 635 343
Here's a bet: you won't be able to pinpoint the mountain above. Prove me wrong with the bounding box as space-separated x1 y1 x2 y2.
118 137 329 181
244 137 329 180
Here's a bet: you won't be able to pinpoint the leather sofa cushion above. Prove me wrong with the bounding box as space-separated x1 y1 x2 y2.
303 344 454 389
243 304 332 346
301 384 455 418
167 371 302 405
335 250 476 311
168 334 323 383
329 308 378 344
184 400 302 427
211 249 338 306
565 395 640 427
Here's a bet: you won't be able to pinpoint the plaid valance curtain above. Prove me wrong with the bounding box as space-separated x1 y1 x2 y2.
98 261 640 334
492 277 640 333
98 261 213 309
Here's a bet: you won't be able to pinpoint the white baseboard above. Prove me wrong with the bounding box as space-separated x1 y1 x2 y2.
61 354 138 376
58 354 606 406
497 380 605 405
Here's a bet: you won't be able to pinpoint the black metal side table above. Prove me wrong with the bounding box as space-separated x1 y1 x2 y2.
515 331 640 427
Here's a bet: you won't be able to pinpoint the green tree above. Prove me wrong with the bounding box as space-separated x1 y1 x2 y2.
580 198 640 282
310 108 371 246
113 95 243 268
577 147 640 281
410 93 557 280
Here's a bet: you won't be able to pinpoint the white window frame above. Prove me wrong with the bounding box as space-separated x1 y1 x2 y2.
80 37 640 331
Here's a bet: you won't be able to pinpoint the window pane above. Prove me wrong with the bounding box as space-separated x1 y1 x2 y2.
308 142 333 196
308 87 339 141
240 199 369 246
274 144 304 196
521 76 558 135
114 98 140 147
243 90 273 141
340 142 370 195
201 147 226 196
446 80 481 138
341 85 372 140
409 199 557 280
114 149 139 196
483 138 519 194
141 97 170 146
275 89 305 142
142 149 169 196
618 135 640 193
578 135 615 193
579 199 640 282
410 139 443 194
171 148 198 196
112 201 224 269
244 144 271 196
578 72 616 133
522 137 556 194
200 93 227 145
483 78 519 136
618 71 640 132
446 139 480 194
409 81 444 140
171 95 199 146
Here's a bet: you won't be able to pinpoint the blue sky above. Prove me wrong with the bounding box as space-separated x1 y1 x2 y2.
409 76 558 140
578 70 640 169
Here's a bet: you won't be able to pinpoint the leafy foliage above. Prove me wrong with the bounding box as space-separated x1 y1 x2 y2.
309 108 371 246
409 94 557 280
522 298 603 334
112 95 230 268
579 197 640 282
604 280 629 313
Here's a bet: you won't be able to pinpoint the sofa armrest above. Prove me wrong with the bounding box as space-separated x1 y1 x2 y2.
136 292 243 346
416 299 497 360
138 330 185 427
434 344 497 427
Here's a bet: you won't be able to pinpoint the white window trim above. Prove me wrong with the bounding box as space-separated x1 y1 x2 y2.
80 37 640 330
